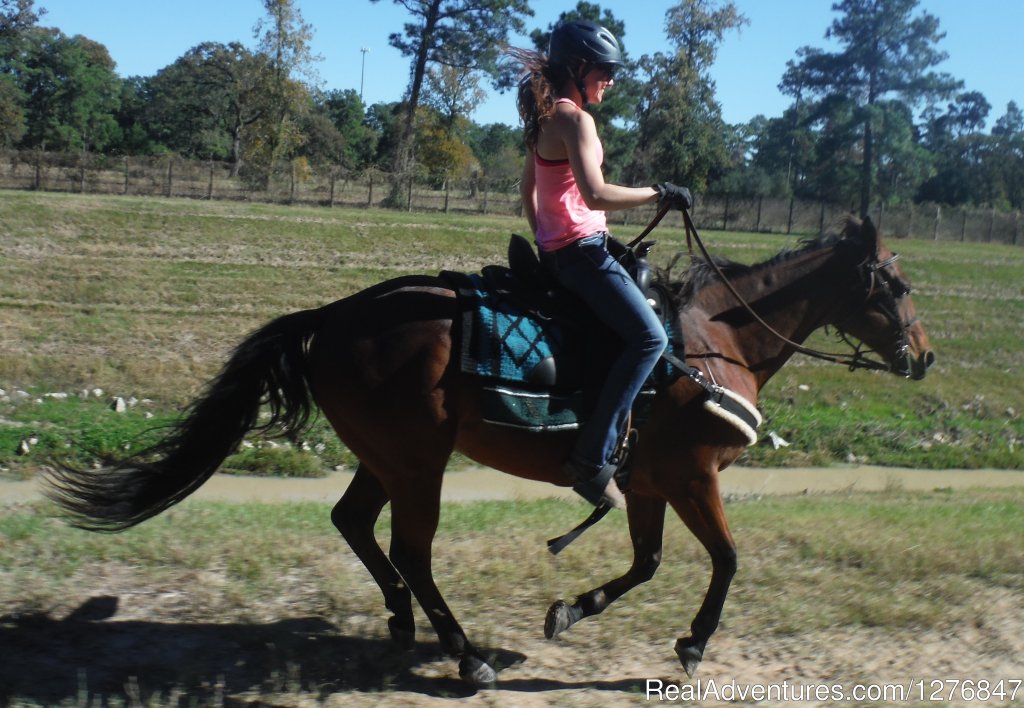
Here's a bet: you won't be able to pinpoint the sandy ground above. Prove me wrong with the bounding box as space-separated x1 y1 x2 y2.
3 467 1022 706
3 560 1020 707
3 464 1023 505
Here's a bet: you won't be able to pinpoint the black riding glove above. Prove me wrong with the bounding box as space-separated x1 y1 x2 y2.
653 182 693 210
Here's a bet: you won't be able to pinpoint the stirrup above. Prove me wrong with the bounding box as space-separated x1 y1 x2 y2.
567 460 626 510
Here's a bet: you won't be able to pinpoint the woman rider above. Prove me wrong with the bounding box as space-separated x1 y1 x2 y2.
513 21 693 509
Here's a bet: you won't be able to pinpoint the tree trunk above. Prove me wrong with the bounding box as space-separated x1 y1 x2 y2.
859 116 873 218
230 122 243 178
386 0 442 206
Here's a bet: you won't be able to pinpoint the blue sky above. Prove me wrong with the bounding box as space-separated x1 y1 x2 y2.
38 0 1023 129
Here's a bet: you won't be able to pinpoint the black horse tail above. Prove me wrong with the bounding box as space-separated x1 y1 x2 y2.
44 307 325 532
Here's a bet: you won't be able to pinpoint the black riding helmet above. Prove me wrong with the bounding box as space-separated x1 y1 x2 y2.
548 20 623 68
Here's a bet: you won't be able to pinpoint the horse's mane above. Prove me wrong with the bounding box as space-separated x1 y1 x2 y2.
661 216 864 308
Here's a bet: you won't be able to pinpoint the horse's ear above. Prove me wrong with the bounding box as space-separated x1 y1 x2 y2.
860 215 879 257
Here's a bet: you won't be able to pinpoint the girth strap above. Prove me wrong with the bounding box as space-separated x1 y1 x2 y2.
662 349 762 446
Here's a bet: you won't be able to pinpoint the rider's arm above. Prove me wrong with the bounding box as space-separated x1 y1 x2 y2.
561 109 658 212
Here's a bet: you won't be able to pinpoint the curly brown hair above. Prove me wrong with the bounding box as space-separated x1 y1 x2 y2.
507 47 572 151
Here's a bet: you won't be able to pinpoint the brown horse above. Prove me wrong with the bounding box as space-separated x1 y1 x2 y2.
45 215 934 686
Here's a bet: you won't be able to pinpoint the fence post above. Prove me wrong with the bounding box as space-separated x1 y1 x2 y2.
165 159 173 198
367 173 373 206
1015 211 1020 246
933 205 941 241
786 197 795 234
906 203 914 239
755 196 763 232
818 201 826 234
78 150 87 193
987 207 995 243
444 177 450 214
722 194 730 230
207 161 215 200
960 209 967 242
407 175 413 212
123 156 130 195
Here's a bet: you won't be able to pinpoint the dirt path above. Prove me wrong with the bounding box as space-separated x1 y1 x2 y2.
4 465 1023 504
4 573 1020 707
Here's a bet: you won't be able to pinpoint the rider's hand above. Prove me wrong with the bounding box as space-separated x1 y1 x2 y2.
653 182 693 211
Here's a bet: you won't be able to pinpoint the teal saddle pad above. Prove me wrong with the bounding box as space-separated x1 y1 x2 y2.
444 270 673 431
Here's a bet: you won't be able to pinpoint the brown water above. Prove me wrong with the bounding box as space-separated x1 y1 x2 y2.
3 465 1022 505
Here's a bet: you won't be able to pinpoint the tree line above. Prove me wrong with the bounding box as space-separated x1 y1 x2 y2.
1 0 1021 213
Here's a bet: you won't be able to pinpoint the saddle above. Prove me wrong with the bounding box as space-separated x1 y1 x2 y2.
476 233 669 390
441 234 760 447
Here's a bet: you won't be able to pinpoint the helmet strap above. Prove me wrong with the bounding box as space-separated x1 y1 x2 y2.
574 63 593 107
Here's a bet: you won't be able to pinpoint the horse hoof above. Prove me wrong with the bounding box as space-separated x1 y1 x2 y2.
388 616 415 651
459 655 497 687
674 637 703 678
544 600 573 639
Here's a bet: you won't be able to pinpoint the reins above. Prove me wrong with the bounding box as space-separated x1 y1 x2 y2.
632 206 896 374
626 203 672 250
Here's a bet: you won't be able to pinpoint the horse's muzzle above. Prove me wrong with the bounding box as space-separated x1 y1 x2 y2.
899 349 935 380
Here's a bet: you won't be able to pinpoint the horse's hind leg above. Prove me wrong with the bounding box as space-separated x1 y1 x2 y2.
331 463 415 648
386 474 498 687
545 493 667 639
667 474 737 677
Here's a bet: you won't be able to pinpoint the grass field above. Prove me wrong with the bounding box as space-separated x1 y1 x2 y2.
1 189 1022 476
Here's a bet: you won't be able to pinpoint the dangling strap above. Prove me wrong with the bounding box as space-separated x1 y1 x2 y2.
547 503 611 555
547 421 636 556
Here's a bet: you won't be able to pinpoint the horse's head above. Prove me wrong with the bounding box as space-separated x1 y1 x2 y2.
833 217 935 380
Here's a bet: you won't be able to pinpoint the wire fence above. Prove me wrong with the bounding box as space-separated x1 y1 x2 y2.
2 150 1020 245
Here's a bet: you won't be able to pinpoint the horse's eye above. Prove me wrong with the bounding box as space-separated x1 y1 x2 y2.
891 279 911 298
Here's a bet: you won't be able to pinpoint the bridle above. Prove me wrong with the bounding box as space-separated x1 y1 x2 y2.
835 250 918 375
629 205 918 376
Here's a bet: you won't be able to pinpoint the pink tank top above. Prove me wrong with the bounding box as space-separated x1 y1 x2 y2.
533 99 608 252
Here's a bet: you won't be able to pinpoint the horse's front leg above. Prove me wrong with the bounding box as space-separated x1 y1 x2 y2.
667 474 737 677
545 493 667 638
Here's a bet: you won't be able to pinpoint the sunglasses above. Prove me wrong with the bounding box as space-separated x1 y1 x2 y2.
595 64 618 81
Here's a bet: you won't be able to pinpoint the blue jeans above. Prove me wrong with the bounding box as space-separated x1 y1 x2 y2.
543 233 669 470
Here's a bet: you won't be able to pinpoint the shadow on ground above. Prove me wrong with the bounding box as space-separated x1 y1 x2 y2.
0 596 641 703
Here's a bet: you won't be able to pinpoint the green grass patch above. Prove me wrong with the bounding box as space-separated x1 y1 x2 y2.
0 393 178 477
222 446 326 478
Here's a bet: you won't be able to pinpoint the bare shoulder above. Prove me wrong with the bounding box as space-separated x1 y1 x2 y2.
550 102 595 138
